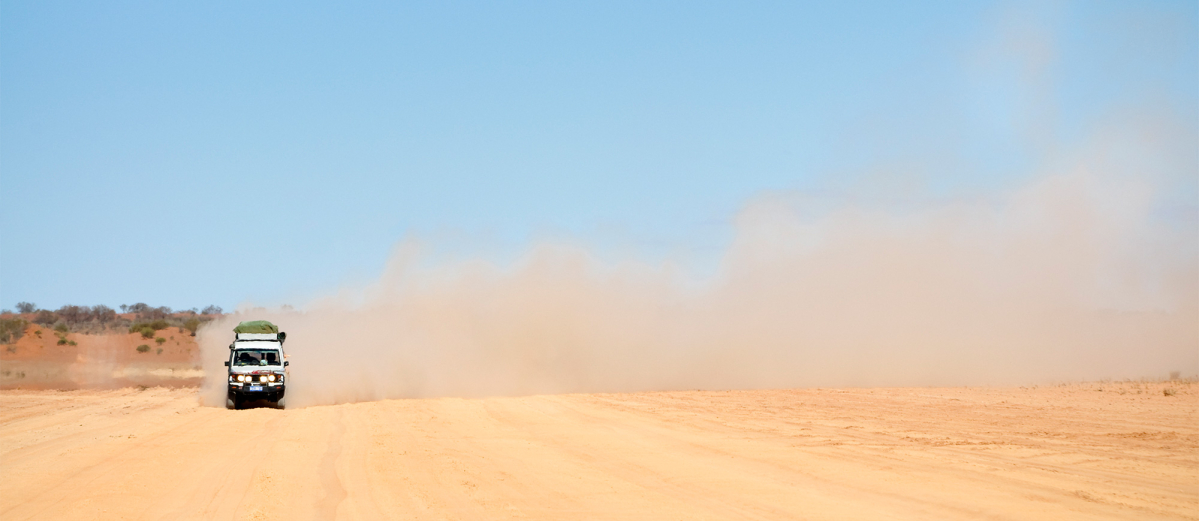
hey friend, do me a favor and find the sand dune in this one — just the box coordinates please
[1,381,1195,520]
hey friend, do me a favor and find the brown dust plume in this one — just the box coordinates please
[199,166,1198,407]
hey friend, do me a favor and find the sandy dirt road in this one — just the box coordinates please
[1,382,1196,520]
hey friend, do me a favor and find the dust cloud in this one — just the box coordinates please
[199,147,1198,407]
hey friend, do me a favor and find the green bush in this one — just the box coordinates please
[136,344,150,353]
[67,340,77,346]
[57,337,67,345]
[155,337,166,345]
[130,320,170,336]
[0,317,26,344]
[53,323,68,333]
[156,348,163,355]
[183,317,201,336]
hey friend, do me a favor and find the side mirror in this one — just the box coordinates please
[284,361,289,366]
[224,361,230,367]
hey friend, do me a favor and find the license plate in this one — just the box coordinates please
[249,385,263,392]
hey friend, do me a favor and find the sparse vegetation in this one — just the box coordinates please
[156,348,163,355]
[131,319,170,339]
[126,303,173,320]
[183,317,201,336]
[1163,388,1176,396]
[57,337,67,345]
[129,319,169,332]
[0,317,28,344]
[91,305,116,324]
[155,337,166,345]
[13,302,218,335]
[136,344,150,353]
[32,310,57,325]
[54,323,68,333]
[55,305,89,323]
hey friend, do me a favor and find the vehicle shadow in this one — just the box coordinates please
[231,397,285,410]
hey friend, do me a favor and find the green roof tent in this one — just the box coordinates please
[232,320,286,344]
[233,320,279,334]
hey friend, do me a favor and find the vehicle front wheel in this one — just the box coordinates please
[226,396,236,410]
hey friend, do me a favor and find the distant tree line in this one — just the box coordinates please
[0,302,224,341]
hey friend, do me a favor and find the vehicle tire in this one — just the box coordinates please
[275,396,287,409]
[226,396,236,410]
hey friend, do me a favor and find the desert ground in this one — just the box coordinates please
[1,380,1195,520]
[0,323,202,390]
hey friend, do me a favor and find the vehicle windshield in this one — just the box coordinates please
[232,349,282,367]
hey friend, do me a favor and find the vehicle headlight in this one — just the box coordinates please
[237,375,246,382]
[268,374,276,382]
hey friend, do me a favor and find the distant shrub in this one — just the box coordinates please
[184,317,201,336]
[156,348,163,355]
[1164,388,1177,397]
[155,337,166,345]
[130,319,169,339]
[136,344,150,353]
[0,317,27,344]
[67,340,77,346]
[57,337,67,345]
[92,305,116,324]
[32,310,57,325]
[138,306,171,320]
[55,305,91,324]
[202,305,223,315]
[129,319,169,332]
[53,323,68,333]
[15,302,36,314]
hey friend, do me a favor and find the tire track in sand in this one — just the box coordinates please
[314,408,347,520]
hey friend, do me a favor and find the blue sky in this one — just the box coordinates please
[2,1,1196,311]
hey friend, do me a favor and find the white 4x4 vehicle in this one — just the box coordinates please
[224,321,289,409]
